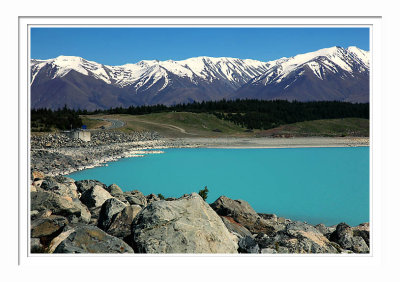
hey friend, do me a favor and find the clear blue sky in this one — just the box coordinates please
[31,27,369,65]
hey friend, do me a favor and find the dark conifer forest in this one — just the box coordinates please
[31,99,369,131]
[31,106,83,131]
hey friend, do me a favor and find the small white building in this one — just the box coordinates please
[65,129,91,142]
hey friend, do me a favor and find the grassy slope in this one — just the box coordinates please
[83,113,369,138]
[260,118,369,137]
[105,112,251,137]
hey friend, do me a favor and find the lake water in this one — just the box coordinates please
[67,147,370,226]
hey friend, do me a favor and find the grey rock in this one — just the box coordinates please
[220,216,252,238]
[255,221,340,254]
[132,193,238,253]
[315,223,336,237]
[75,179,107,194]
[254,232,276,249]
[31,190,90,223]
[286,221,320,235]
[87,206,102,226]
[105,183,124,197]
[259,213,278,222]
[277,217,288,224]
[238,236,260,253]
[80,185,113,209]
[31,215,68,238]
[31,209,54,220]
[330,223,369,253]
[352,222,370,247]
[124,190,147,207]
[351,236,369,253]
[51,224,134,253]
[146,193,161,204]
[40,176,79,199]
[107,205,142,238]
[98,198,126,230]
[210,196,276,234]
[276,246,289,253]
[281,221,339,253]
[330,223,353,248]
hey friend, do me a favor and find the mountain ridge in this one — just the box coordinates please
[31,46,370,110]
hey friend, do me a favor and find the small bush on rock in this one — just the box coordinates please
[198,186,209,201]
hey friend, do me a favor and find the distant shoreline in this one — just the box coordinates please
[167,136,370,149]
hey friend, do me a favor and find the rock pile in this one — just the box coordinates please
[30,174,370,254]
[31,131,161,149]
[30,132,195,176]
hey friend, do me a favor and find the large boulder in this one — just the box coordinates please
[49,225,134,253]
[31,215,69,250]
[105,184,128,204]
[352,223,370,247]
[31,215,68,238]
[124,190,147,207]
[75,180,107,194]
[40,176,79,199]
[255,221,340,253]
[105,184,124,197]
[330,223,369,253]
[210,196,275,234]
[106,205,142,239]
[132,193,238,253]
[31,190,90,223]
[97,198,127,230]
[80,185,114,209]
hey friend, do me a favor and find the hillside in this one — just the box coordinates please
[259,118,369,137]
[83,112,251,138]
[82,113,369,138]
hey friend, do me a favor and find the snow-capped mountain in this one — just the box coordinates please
[234,46,370,102]
[30,46,369,110]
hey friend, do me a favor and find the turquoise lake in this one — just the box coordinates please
[67,147,370,226]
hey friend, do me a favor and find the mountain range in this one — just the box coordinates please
[30,46,369,110]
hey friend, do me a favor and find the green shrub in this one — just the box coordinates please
[198,186,209,201]
[157,193,165,200]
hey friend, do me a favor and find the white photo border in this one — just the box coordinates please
[18,16,382,272]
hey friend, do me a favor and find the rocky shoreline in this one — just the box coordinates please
[30,173,370,254]
[30,131,196,176]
